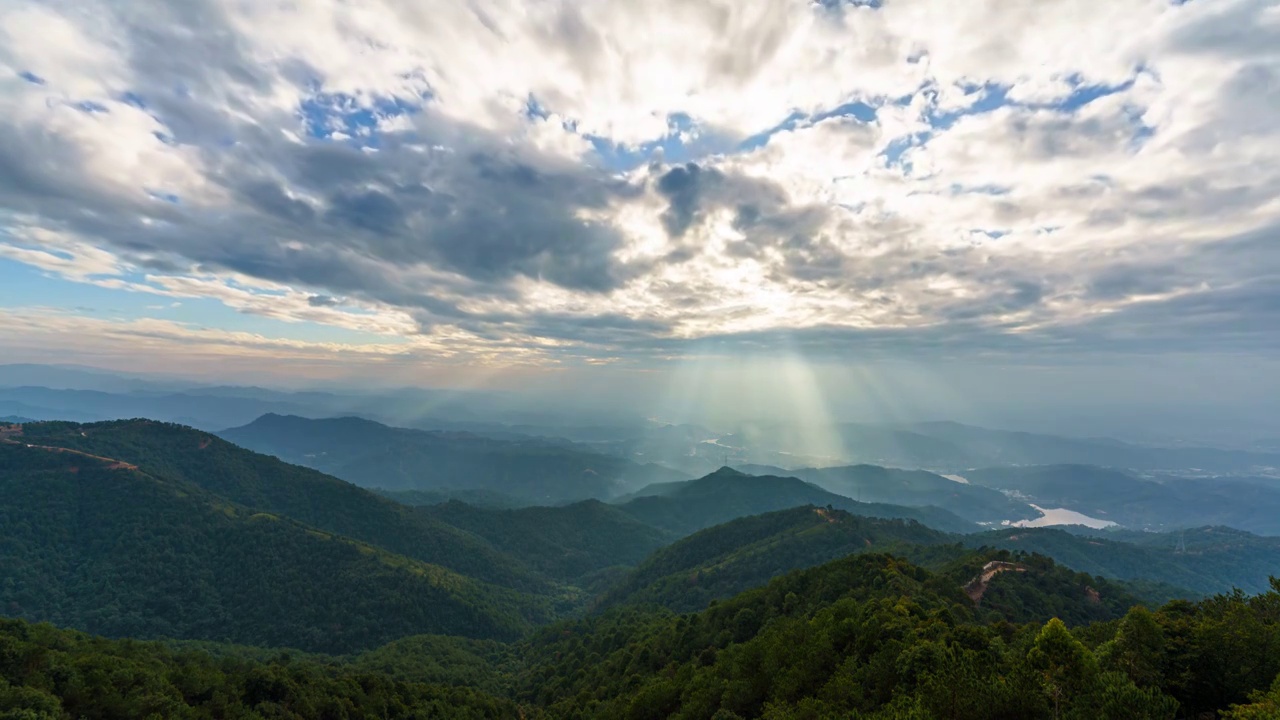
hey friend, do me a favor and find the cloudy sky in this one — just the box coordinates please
[0,0,1277,431]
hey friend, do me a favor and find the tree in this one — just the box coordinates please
[1095,671,1179,720]
[1098,605,1165,687]
[1027,618,1098,720]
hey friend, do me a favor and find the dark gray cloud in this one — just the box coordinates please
[653,160,831,275]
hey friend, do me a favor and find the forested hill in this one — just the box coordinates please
[616,466,977,535]
[13,419,552,592]
[600,505,953,611]
[597,505,1153,620]
[416,499,675,583]
[0,440,554,653]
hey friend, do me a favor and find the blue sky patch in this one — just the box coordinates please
[118,91,148,109]
[146,190,181,204]
[73,100,110,114]
[298,90,427,146]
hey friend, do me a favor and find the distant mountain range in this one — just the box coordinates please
[966,525,1280,597]
[219,413,688,503]
[7,364,1280,479]
[615,466,978,535]
[723,420,1280,474]
[735,462,1037,524]
[715,460,1280,535]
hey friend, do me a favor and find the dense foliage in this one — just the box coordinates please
[0,618,521,719]
[0,442,553,653]
[505,555,1280,719]
[5,553,1278,719]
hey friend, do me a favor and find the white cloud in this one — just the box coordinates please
[0,0,1276,367]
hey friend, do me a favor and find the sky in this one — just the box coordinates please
[0,0,1278,437]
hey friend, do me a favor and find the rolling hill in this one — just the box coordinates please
[219,413,687,503]
[599,505,954,611]
[616,467,978,535]
[416,499,676,583]
[600,504,1280,615]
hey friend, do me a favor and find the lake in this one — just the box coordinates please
[1011,504,1117,529]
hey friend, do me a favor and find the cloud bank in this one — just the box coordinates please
[0,0,1277,370]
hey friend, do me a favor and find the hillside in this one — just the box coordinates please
[16,419,553,593]
[616,467,977,535]
[740,462,1038,524]
[0,441,553,653]
[416,500,676,582]
[219,413,686,503]
[599,505,953,611]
